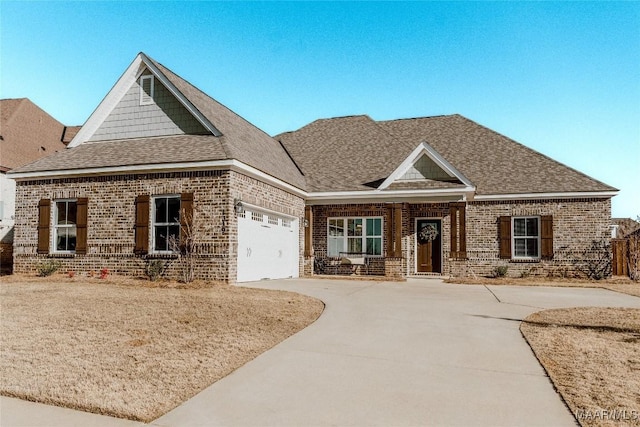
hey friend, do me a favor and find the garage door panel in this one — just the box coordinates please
[237,209,299,283]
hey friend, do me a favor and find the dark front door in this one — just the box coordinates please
[417,219,442,273]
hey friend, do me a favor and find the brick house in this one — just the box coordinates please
[8,53,618,281]
[0,98,70,273]
[277,116,617,279]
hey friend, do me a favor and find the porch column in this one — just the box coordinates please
[449,202,467,259]
[393,203,403,257]
[304,205,313,257]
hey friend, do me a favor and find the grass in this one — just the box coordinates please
[445,276,640,298]
[0,274,324,422]
[521,307,640,426]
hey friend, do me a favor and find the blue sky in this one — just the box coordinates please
[1,1,638,218]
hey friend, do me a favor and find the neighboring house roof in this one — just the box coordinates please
[277,114,617,196]
[61,126,82,145]
[612,218,640,238]
[10,53,306,191]
[0,98,67,171]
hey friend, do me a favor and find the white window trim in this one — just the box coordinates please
[327,216,383,257]
[151,194,181,254]
[139,75,154,105]
[512,216,541,260]
[52,199,77,254]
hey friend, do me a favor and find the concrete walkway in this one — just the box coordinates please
[3,279,639,426]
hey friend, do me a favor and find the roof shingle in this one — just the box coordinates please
[277,114,616,195]
[10,54,306,191]
[0,98,67,171]
[150,59,306,190]
[12,135,227,173]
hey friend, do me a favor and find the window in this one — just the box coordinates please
[140,75,154,105]
[252,211,263,222]
[512,216,540,259]
[327,217,382,257]
[153,195,180,252]
[54,200,77,252]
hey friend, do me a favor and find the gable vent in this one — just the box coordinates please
[139,75,154,105]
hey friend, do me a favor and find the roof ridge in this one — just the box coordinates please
[276,115,372,136]
[146,56,231,158]
[0,97,28,102]
[455,115,618,192]
[376,113,459,124]
[144,54,305,190]
[151,58,281,151]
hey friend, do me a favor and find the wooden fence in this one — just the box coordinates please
[612,239,628,276]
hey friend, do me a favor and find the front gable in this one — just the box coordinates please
[398,155,458,182]
[69,53,221,148]
[378,142,474,190]
[89,69,210,142]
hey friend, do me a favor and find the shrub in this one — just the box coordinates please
[492,265,508,278]
[37,260,61,277]
[145,259,167,281]
[574,240,611,280]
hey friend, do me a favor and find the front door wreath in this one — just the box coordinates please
[418,223,439,243]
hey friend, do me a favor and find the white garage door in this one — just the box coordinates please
[237,207,299,283]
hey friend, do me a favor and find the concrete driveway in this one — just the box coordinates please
[3,278,639,427]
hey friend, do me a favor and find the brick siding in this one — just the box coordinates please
[13,170,304,282]
[309,198,611,279]
[450,198,612,278]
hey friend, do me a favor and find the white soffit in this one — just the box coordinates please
[377,141,474,190]
[474,191,619,201]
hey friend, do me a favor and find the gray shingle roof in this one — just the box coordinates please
[275,115,417,192]
[10,55,306,191]
[12,135,227,172]
[150,59,306,190]
[276,114,616,195]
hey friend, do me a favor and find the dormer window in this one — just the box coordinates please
[139,75,154,105]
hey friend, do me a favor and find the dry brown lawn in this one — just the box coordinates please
[0,274,323,422]
[446,276,640,298]
[521,307,640,426]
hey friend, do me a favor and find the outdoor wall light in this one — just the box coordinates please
[303,218,309,228]
[234,199,244,215]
